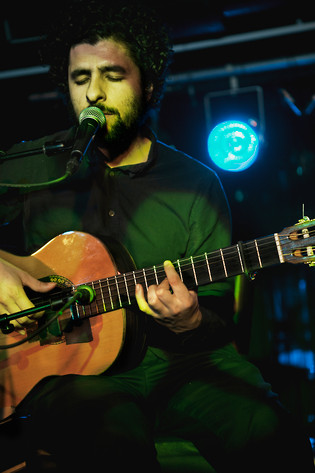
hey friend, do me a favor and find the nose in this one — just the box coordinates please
[86,76,106,105]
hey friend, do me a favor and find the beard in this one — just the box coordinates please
[94,93,147,161]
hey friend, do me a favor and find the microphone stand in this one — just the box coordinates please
[0,141,71,162]
[0,301,66,334]
[0,295,73,335]
[0,285,95,344]
[0,290,84,349]
[0,141,74,188]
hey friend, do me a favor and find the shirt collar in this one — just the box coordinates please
[91,126,157,177]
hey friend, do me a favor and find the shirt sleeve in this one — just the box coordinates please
[146,166,237,353]
[187,167,233,294]
[177,167,237,350]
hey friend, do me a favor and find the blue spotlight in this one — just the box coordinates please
[207,120,259,172]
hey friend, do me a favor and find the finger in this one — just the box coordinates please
[0,293,28,316]
[9,310,42,335]
[21,274,56,294]
[11,320,28,334]
[148,282,170,311]
[15,276,55,321]
[0,304,27,334]
[4,305,35,331]
[135,284,175,328]
[156,277,170,291]
[163,260,188,297]
[135,284,155,316]
[0,287,41,330]
[0,303,7,316]
[30,310,46,320]
[163,260,182,287]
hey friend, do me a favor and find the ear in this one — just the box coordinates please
[145,83,154,102]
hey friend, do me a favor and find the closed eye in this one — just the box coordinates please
[70,69,90,85]
[107,75,124,82]
[74,77,89,85]
[100,65,126,82]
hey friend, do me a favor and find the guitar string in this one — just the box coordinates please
[27,232,315,313]
[34,243,315,309]
[80,240,315,314]
[29,232,315,299]
[75,235,315,316]
[4,231,314,344]
[94,232,315,291]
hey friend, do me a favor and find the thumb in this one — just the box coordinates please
[20,272,56,293]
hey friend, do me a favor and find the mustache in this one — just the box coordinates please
[94,104,119,116]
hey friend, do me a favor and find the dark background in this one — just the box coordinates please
[1,0,315,437]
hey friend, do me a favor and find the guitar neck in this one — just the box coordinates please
[74,233,283,318]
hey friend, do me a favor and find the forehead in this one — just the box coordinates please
[69,39,135,69]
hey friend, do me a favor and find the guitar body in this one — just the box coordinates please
[1,217,315,419]
[0,231,147,419]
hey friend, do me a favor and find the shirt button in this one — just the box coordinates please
[109,209,115,217]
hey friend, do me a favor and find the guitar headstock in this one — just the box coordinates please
[279,216,315,266]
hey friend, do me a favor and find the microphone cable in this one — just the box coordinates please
[0,107,106,189]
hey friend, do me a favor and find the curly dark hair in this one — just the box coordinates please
[41,0,173,111]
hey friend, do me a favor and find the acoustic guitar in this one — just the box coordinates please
[0,217,314,419]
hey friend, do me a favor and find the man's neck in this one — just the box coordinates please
[97,133,152,168]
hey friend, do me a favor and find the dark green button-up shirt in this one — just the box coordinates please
[0,127,235,353]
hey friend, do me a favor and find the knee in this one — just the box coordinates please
[226,398,282,453]
[248,401,281,442]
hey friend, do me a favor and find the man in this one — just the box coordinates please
[0,2,314,472]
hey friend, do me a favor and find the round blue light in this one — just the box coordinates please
[207,120,259,172]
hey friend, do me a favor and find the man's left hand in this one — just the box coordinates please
[135,260,202,333]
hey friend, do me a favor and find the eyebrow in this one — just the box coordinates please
[70,65,127,80]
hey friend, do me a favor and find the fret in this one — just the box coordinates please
[114,275,122,307]
[142,269,149,290]
[91,281,99,313]
[99,278,107,311]
[153,265,159,284]
[274,233,285,263]
[220,248,228,278]
[106,278,114,310]
[74,280,93,317]
[71,298,78,317]
[259,235,281,266]
[190,256,198,285]
[180,252,223,287]
[132,270,137,288]
[123,274,131,305]
[204,253,212,281]
[177,259,183,281]
[236,244,245,273]
[69,284,78,318]
[242,241,261,271]
[76,300,86,318]
[221,245,244,278]
[205,249,227,282]
[243,236,280,271]
[254,239,263,268]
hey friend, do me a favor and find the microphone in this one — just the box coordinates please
[66,106,106,175]
[74,284,96,305]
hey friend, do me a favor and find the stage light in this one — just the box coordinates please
[207,120,259,172]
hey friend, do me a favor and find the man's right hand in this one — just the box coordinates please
[0,259,56,331]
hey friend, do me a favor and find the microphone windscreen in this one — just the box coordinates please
[79,107,106,128]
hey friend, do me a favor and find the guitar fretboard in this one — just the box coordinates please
[73,233,282,319]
